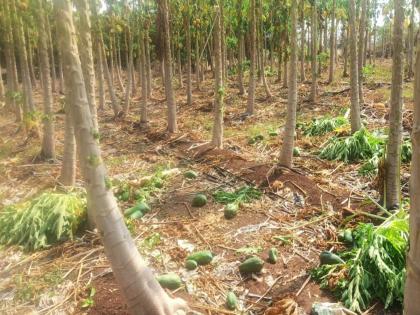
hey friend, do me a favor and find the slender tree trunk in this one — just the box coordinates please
[45,15,57,93]
[246,0,256,115]
[124,28,133,115]
[349,0,361,133]
[177,44,183,89]
[220,0,226,82]
[300,0,306,82]
[258,0,272,99]
[37,0,56,160]
[310,3,317,102]
[404,17,420,314]
[139,30,148,125]
[185,4,192,105]
[58,51,64,93]
[60,104,76,186]
[342,22,349,77]
[145,22,152,98]
[328,0,336,83]
[358,0,367,105]
[195,33,201,91]
[97,43,106,111]
[279,0,297,167]
[237,32,245,95]
[26,29,37,88]
[385,0,404,209]
[158,0,177,133]
[75,0,98,130]
[406,0,415,79]
[11,0,35,120]
[282,50,288,88]
[212,5,224,149]
[100,34,122,116]
[55,2,187,313]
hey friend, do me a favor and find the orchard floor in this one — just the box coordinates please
[0,60,411,314]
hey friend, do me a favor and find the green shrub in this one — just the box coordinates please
[303,116,348,137]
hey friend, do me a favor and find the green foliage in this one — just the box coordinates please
[81,287,96,309]
[311,210,408,313]
[213,185,262,205]
[0,192,86,251]
[319,128,383,163]
[359,138,411,176]
[303,116,349,136]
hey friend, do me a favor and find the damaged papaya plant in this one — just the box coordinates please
[311,209,408,313]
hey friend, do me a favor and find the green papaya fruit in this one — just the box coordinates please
[120,191,130,201]
[293,147,301,157]
[320,251,345,265]
[226,291,237,310]
[129,210,144,220]
[224,203,238,219]
[185,260,198,270]
[156,273,182,290]
[184,170,198,179]
[239,256,264,274]
[192,193,207,207]
[187,250,213,265]
[267,248,278,264]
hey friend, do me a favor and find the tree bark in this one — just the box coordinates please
[279,0,297,168]
[257,0,272,99]
[75,0,98,130]
[158,0,177,133]
[185,3,192,105]
[310,2,317,102]
[55,2,187,313]
[123,27,133,116]
[11,0,35,116]
[349,0,361,133]
[246,0,256,115]
[328,0,336,83]
[342,22,349,77]
[211,5,224,149]
[45,15,57,93]
[300,0,306,82]
[385,0,404,209]
[37,0,56,160]
[139,30,148,125]
[60,103,76,187]
[358,0,367,105]
[406,0,415,79]
[404,17,420,314]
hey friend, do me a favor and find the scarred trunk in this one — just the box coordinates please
[358,0,367,105]
[246,0,256,115]
[55,2,187,313]
[310,3,317,102]
[349,0,361,133]
[384,0,404,209]
[139,30,148,125]
[60,104,76,187]
[404,16,420,314]
[185,4,192,105]
[158,0,177,133]
[212,5,224,149]
[279,0,297,168]
[37,0,56,160]
[75,0,98,129]
[328,0,336,83]
[300,0,306,82]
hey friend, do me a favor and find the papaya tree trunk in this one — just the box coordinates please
[158,0,177,133]
[310,2,317,102]
[404,16,420,314]
[37,0,56,160]
[358,0,367,105]
[328,0,336,83]
[211,4,224,149]
[279,0,297,168]
[74,0,98,129]
[185,4,192,105]
[300,0,306,82]
[246,0,256,115]
[349,0,361,133]
[384,0,404,209]
[55,2,187,314]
